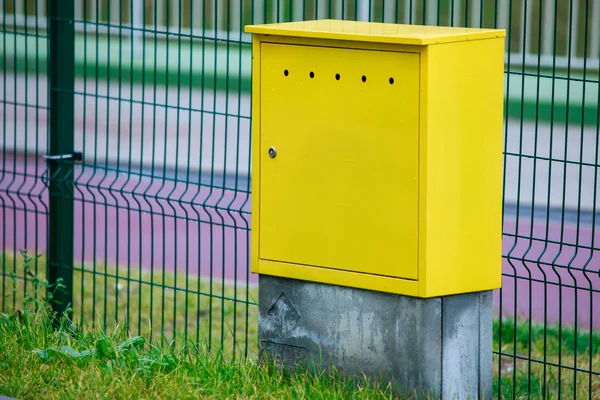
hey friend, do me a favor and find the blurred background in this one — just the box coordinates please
[0,0,599,395]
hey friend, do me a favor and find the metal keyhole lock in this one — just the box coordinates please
[268,146,277,158]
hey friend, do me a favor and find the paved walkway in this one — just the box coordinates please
[1,72,251,177]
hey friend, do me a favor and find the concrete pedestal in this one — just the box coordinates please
[258,275,493,399]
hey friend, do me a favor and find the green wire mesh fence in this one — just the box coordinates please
[1,0,599,398]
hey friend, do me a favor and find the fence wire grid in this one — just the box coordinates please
[1,0,599,398]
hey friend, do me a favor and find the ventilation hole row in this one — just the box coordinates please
[284,69,395,84]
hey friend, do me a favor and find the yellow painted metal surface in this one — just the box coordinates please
[259,259,420,297]
[245,20,505,45]
[418,39,505,297]
[259,43,420,280]
[247,21,505,297]
[250,36,262,274]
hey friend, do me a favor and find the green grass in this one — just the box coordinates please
[1,251,259,358]
[0,307,397,400]
[493,318,600,399]
[1,251,599,399]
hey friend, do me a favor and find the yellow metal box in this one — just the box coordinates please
[245,20,505,298]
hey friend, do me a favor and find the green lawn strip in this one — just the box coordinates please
[505,74,600,126]
[0,30,252,93]
[493,318,600,398]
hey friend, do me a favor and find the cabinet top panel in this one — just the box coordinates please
[245,20,506,46]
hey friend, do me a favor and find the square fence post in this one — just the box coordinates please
[47,0,75,320]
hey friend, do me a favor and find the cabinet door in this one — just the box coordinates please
[259,43,419,280]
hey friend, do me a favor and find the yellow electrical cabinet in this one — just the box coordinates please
[245,20,505,298]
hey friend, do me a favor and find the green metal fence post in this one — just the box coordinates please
[47,0,75,320]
